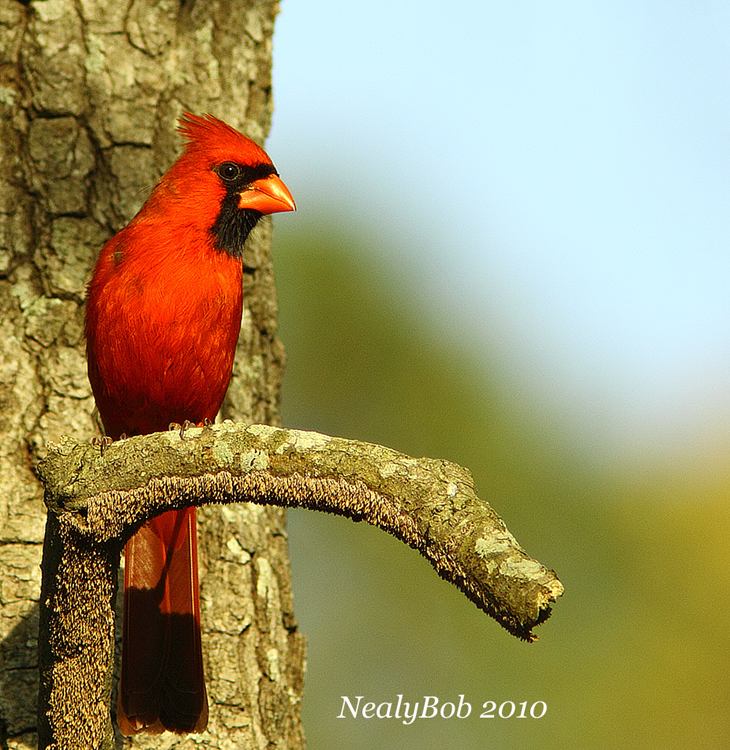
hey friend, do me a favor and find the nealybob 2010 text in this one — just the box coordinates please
[337,695,547,724]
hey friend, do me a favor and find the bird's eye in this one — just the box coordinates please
[217,162,241,181]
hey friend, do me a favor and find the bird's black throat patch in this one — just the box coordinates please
[211,199,264,258]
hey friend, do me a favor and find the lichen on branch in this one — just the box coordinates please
[36,421,563,748]
[40,421,563,638]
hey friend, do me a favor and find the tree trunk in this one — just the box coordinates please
[0,0,305,747]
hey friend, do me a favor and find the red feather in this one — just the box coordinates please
[85,113,295,735]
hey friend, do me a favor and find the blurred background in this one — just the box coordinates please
[265,2,730,748]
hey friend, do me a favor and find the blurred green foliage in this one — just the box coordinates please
[271,216,730,750]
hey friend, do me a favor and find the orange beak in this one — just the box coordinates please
[237,174,296,214]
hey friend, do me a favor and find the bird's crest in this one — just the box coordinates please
[177,112,272,165]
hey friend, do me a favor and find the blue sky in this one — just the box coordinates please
[267,1,730,457]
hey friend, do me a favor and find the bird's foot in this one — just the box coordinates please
[169,420,196,439]
[91,435,113,456]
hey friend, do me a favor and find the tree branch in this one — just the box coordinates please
[36,421,564,749]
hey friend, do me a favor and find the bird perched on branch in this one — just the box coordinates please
[85,113,295,735]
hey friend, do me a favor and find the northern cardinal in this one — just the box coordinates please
[85,113,295,735]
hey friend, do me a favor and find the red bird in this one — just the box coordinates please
[85,113,295,735]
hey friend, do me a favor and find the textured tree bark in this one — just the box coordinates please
[40,424,564,642]
[0,0,305,748]
[35,423,563,748]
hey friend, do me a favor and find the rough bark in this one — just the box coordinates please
[0,0,305,747]
[35,422,563,749]
[47,424,563,629]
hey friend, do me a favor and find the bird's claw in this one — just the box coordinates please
[91,435,113,456]
[169,420,196,439]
